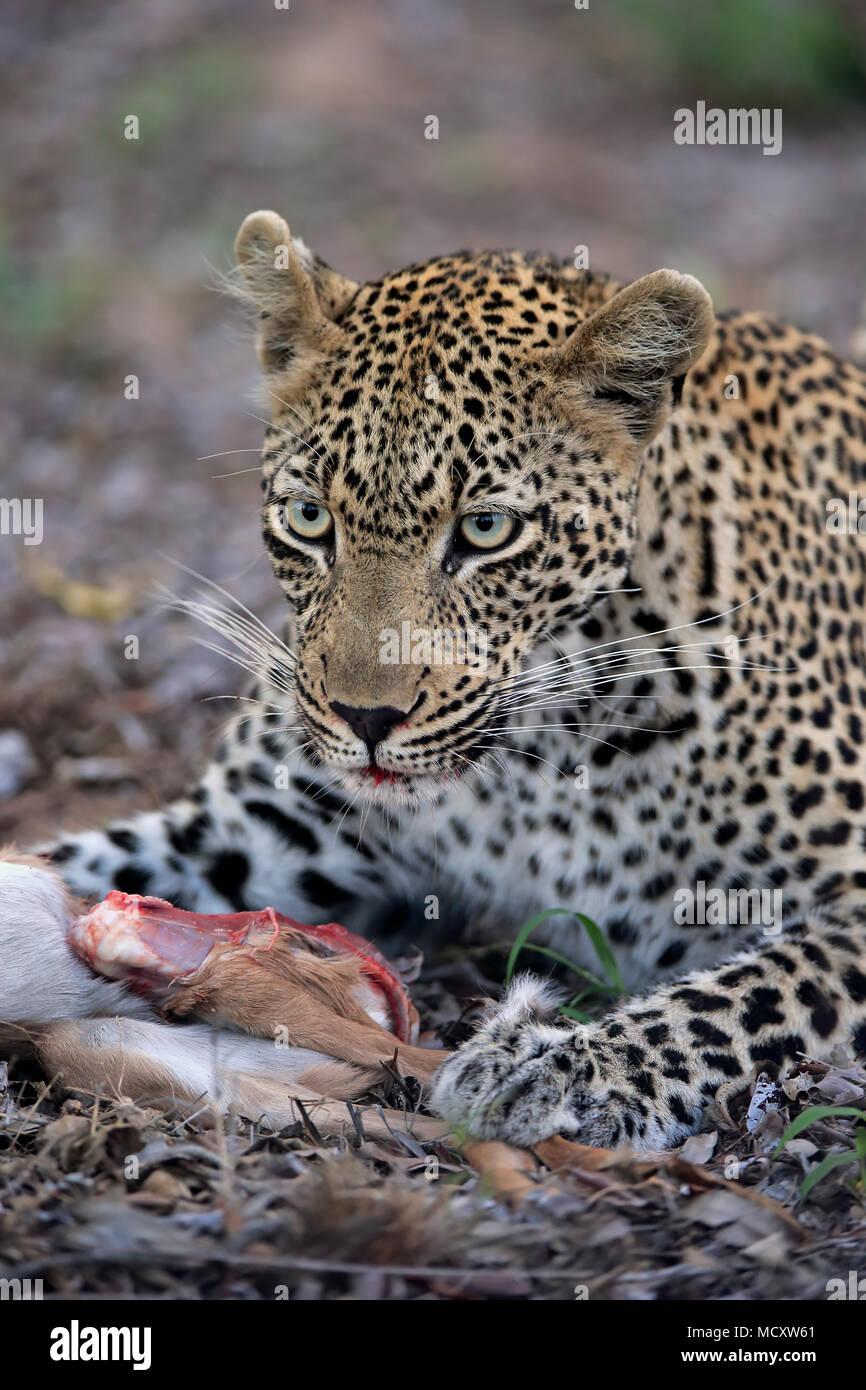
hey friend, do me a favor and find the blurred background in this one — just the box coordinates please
[1,0,865,844]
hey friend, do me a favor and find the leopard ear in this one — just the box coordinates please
[234,210,359,377]
[555,269,714,440]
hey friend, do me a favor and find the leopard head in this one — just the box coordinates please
[236,210,713,804]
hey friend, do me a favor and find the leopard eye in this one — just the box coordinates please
[285,500,333,542]
[457,512,516,551]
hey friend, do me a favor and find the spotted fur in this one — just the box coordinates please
[38,211,866,1149]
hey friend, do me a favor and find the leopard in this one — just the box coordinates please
[10,207,866,1152]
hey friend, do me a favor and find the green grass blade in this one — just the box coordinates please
[505,909,584,984]
[517,941,616,993]
[773,1105,866,1157]
[505,908,624,997]
[575,913,625,993]
[799,1149,860,1200]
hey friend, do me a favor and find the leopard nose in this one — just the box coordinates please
[328,700,409,753]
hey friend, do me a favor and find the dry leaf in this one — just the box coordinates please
[130,1169,193,1205]
[679,1131,717,1165]
[740,1230,789,1265]
[780,1137,817,1159]
[816,1074,864,1105]
[781,1072,816,1101]
[462,1139,540,1204]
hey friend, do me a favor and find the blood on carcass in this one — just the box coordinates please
[69,890,415,1042]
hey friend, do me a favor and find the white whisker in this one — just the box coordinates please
[245,409,324,461]
[154,557,296,659]
[496,636,787,706]
[498,634,784,696]
[494,582,783,691]
[265,389,332,460]
[475,743,568,791]
[496,660,787,718]
[198,449,263,461]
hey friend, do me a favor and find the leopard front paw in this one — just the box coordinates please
[431,975,698,1150]
[430,975,614,1147]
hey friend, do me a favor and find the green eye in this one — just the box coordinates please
[458,512,516,551]
[285,500,333,541]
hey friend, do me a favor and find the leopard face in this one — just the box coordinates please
[236,212,713,805]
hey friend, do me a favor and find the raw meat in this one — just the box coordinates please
[69,891,415,1042]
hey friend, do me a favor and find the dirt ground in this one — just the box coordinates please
[1,0,866,1299]
[3,1020,866,1300]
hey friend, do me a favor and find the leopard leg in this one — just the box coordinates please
[431,898,866,1151]
[35,695,387,925]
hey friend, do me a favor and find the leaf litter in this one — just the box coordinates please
[2,984,866,1299]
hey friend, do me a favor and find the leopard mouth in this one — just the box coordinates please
[296,692,488,805]
[335,759,456,807]
[361,762,406,788]
[326,721,493,802]
[298,723,445,798]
